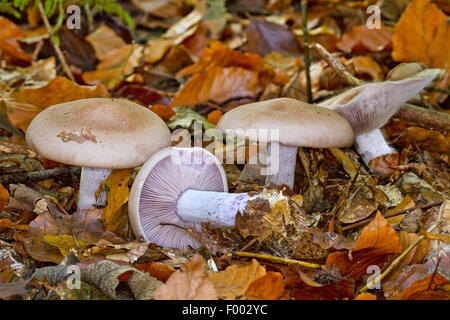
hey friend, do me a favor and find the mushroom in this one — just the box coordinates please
[26,98,171,211]
[216,98,354,189]
[318,68,443,166]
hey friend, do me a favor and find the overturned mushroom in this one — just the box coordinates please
[130,147,296,249]
[318,68,443,166]
[26,98,171,211]
[216,98,354,189]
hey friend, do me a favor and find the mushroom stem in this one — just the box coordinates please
[354,129,396,166]
[176,190,255,227]
[264,142,297,189]
[78,167,112,211]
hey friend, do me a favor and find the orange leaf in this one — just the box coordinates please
[337,24,393,53]
[208,259,266,300]
[171,66,262,106]
[402,272,450,300]
[149,104,176,121]
[245,272,289,300]
[153,254,218,300]
[0,17,31,65]
[0,184,10,209]
[393,0,450,69]
[83,45,143,90]
[326,212,402,280]
[207,109,223,125]
[118,262,175,283]
[1,77,109,131]
[354,292,377,300]
[176,41,269,79]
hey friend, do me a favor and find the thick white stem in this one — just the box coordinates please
[78,167,112,211]
[176,190,254,227]
[355,129,397,166]
[264,142,297,189]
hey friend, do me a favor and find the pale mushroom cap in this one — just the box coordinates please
[25,98,171,169]
[128,147,228,249]
[216,98,354,148]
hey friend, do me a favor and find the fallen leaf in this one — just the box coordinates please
[402,272,450,300]
[149,104,176,121]
[242,17,302,57]
[245,272,289,300]
[86,25,127,60]
[82,44,143,90]
[326,212,402,280]
[153,254,218,300]
[208,259,266,300]
[1,77,109,131]
[15,209,125,263]
[207,109,223,125]
[100,169,132,237]
[337,24,394,53]
[393,0,450,69]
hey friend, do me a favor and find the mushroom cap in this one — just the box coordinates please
[25,98,171,169]
[318,69,443,134]
[128,147,228,249]
[216,98,354,148]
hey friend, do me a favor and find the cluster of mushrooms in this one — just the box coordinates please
[24,68,441,249]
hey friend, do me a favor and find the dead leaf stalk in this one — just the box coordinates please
[234,251,325,269]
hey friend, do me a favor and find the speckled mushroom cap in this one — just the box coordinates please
[25,98,172,169]
[128,147,228,249]
[216,98,354,148]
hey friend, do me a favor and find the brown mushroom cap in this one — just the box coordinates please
[25,98,172,169]
[216,98,354,148]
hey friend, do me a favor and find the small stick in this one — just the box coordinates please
[38,2,75,81]
[359,200,446,294]
[341,201,443,231]
[234,251,325,269]
[0,167,80,186]
[394,103,450,132]
[311,43,449,133]
[309,42,362,87]
[301,0,313,103]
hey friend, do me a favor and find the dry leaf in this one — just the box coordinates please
[326,212,402,280]
[85,25,127,60]
[1,77,109,131]
[393,0,450,69]
[100,169,132,237]
[153,254,218,300]
[245,272,289,300]
[209,259,266,299]
[337,24,393,53]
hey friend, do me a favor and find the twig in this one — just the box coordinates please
[234,251,325,269]
[309,42,362,87]
[359,200,446,294]
[341,201,443,231]
[38,2,74,81]
[0,167,80,186]
[301,0,313,103]
[394,103,450,132]
[310,43,450,133]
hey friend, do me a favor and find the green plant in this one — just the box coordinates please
[0,0,134,29]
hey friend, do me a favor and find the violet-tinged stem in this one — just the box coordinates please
[176,190,254,227]
[78,167,112,211]
[264,142,297,189]
[354,129,396,166]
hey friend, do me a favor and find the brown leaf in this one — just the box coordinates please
[402,272,450,300]
[1,77,109,131]
[0,17,31,65]
[171,66,261,106]
[326,212,402,280]
[337,24,393,53]
[245,272,289,300]
[15,209,125,263]
[393,0,450,69]
[153,254,218,300]
[209,259,266,300]
[82,44,143,90]
[85,25,127,60]
[292,278,355,300]
[242,17,302,57]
